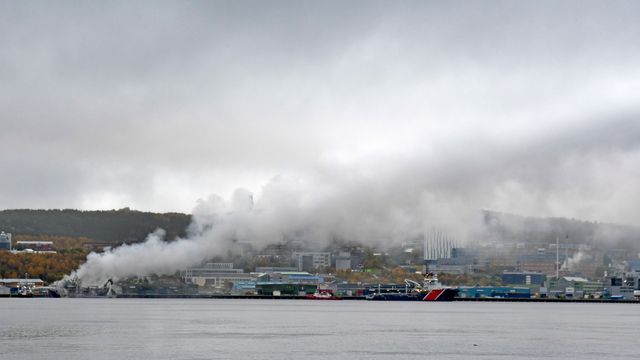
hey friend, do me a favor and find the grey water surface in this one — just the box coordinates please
[1,298,638,359]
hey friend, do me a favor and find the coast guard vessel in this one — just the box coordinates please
[366,272,458,301]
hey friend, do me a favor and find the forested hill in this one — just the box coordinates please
[482,210,640,251]
[0,209,191,244]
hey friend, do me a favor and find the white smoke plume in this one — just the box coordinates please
[60,115,640,286]
[562,250,588,272]
[62,172,484,286]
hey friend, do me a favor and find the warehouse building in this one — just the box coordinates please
[255,282,317,296]
[255,271,323,296]
[458,286,531,299]
[181,263,255,288]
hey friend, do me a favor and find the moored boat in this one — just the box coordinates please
[366,274,458,301]
[305,288,342,300]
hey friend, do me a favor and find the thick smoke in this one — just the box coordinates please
[65,175,483,285]
[60,114,640,286]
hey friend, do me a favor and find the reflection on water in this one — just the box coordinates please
[0,298,638,360]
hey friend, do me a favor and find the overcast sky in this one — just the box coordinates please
[2,1,640,225]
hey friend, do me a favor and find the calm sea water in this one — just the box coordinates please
[1,298,638,359]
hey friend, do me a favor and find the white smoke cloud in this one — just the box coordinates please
[64,170,487,285]
[60,113,640,286]
[562,250,588,272]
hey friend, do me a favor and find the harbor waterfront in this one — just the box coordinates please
[1,298,639,360]
[4,293,640,303]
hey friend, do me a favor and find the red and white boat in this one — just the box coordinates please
[305,288,342,300]
[366,273,458,301]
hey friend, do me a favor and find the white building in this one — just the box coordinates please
[0,231,11,250]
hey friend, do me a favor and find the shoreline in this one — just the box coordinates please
[3,293,639,303]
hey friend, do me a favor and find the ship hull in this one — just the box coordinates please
[367,288,458,301]
[366,292,423,301]
[421,288,458,301]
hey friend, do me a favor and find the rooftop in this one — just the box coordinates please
[0,278,44,284]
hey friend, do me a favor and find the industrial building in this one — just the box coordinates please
[116,277,199,297]
[0,278,45,287]
[428,263,480,275]
[257,271,323,284]
[545,276,604,298]
[255,271,323,296]
[0,278,45,296]
[502,271,547,286]
[421,228,478,275]
[457,286,531,299]
[334,251,352,271]
[255,282,317,296]
[606,272,640,299]
[0,231,11,250]
[423,246,481,275]
[424,228,458,261]
[255,266,298,273]
[231,280,257,294]
[181,263,255,289]
[292,252,331,271]
[516,252,567,275]
[13,241,55,252]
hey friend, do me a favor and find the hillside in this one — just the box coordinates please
[0,208,191,245]
[2,207,639,254]
[482,210,640,251]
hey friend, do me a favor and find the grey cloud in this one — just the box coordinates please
[1,1,640,227]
